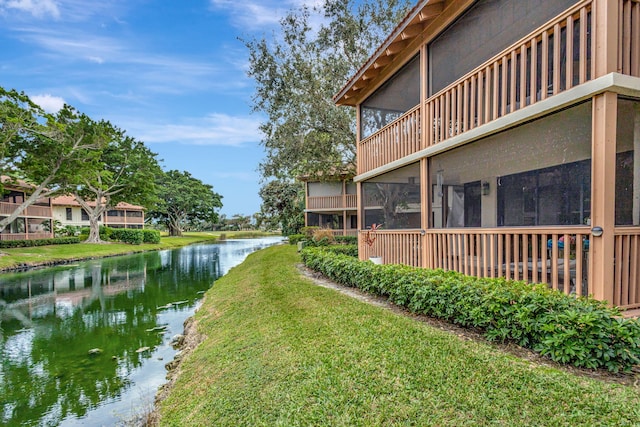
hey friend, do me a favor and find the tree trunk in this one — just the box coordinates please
[168,224,182,237]
[85,216,103,243]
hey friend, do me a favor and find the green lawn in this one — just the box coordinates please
[156,245,640,426]
[0,231,278,270]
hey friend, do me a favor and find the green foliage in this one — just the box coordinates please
[301,247,640,372]
[258,180,304,235]
[109,228,144,245]
[0,237,80,249]
[322,244,358,257]
[287,234,306,245]
[244,1,411,180]
[300,226,319,237]
[0,89,106,232]
[142,229,161,244]
[147,170,223,237]
[334,235,357,245]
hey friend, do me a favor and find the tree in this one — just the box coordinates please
[147,170,223,236]
[244,0,411,181]
[258,180,304,235]
[67,123,162,243]
[0,88,104,232]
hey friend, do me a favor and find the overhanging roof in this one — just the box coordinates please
[333,0,447,106]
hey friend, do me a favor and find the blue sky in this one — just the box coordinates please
[0,0,319,217]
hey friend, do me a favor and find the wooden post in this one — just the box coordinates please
[594,0,619,77]
[356,181,364,260]
[633,103,640,225]
[421,157,429,268]
[590,92,617,303]
[342,179,347,236]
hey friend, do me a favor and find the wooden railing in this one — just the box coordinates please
[0,202,52,218]
[613,228,640,309]
[360,230,423,267]
[308,195,357,210]
[424,227,591,296]
[330,229,358,237]
[426,1,593,147]
[619,0,640,78]
[105,216,144,224]
[357,106,421,175]
[0,232,53,241]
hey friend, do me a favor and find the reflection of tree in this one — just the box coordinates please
[361,108,403,139]
[368,182,410,229]
[0,246,222,426]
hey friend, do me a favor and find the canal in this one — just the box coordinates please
[0,236,283,426]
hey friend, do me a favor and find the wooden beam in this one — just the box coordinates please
[362,70,379,81]
[401,23,424,40]
[385,41,407,56]
[419,3,445,21]
[373,55,392,69]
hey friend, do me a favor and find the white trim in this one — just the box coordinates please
[355,73,640,182]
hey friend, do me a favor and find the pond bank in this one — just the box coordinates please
[154,245,640,426]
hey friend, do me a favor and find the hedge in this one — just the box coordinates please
[0,237,80,249]
[300,247,640,373]
[109,228,144,245]
[142,229,161,244]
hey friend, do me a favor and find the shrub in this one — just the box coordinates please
[311,228,336,246]
[287,234,306,245]
[334,235,358,245]
[300,247,640,373]
[109,228,144,245]
[322,244,358,258]
[300,226,319,237]
[142,229,161,244]
[0,237,80,249]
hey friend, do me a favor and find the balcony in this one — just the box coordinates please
[358,0,640,176]
[307,195,357,210]
[0,202,52,218]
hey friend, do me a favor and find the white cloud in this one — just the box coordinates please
[130,113,263,147]
[30,93,65,112]
[209,0,322,29]
[2,0,60,18]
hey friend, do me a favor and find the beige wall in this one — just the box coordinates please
[430,101,592,227]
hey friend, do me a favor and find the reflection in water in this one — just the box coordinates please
[0,237,282,426]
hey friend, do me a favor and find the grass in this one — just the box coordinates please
[157,245,640,426]
[0,231,278,270]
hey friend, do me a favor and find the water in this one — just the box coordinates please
[0,237,283,426]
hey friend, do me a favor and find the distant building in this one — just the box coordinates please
[299,172,357,237]
[52,195,145,229]
[0,177,53,241]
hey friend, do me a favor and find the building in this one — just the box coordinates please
[335,0,640,310]
[299,172,358,236]
[0,178,53,240]
[52,196,145,229]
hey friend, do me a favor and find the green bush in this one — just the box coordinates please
[109,228,144,245]
[322,244,358,258]
[287,234,306,245]
[0,237,80,249]
[300,247,640,373]
[334,235,358,245]
[142,229,161,244]
[300,226,319,237]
